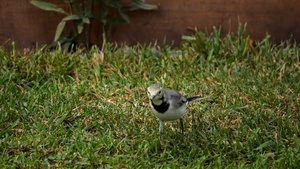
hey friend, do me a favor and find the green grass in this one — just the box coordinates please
[1,26,299,168]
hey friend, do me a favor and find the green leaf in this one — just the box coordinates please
[181,35,196,41]
[55,114,67,126]
[100,7,108,24]
[63,15,81,21]
[66,28,77,40]
[31,1,67,14]
[207,48,214,60]
[82,17,90,24]
[118,9,130,23]
[11,119,20,129]
[131,0,158,10]
[77,22,84,34]
[295,139,300,151]
[255,140,273,150]
[54,21,66,41]
[84,0,92,14]
[116,138,127,148]
[72,2,83,16]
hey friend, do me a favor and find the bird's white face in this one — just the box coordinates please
[147,84,164,105]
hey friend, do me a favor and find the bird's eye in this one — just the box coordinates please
[158,91,161,95]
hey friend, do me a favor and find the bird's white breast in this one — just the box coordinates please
[151,102,188,122]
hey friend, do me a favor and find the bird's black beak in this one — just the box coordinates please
[151,95,156,100]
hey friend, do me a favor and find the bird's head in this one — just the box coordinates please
[147,84,164,105]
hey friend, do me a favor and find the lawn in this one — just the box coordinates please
[0,26,299,168]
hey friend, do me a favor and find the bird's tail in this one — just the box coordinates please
[187,96,202,102]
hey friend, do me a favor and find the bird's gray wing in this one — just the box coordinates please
[165,89,187,108]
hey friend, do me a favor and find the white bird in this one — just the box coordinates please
[147,84,202,149]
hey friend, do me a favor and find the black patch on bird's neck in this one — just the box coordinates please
[151,98,169,113]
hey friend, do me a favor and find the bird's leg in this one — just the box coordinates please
[158,120,164,150]
[180,117,184,143]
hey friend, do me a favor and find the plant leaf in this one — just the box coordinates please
[77,22,84,34]
[63,15,81,21]
[181,35,196,41]
[72,2,83,16]
[100,6,108,24]
[295,139,300,151]
[131,0,158,10]
[11,119,20,129]
[118,9,130,23]
[255,140,273,150]
[31,0,67,14]
[55,114,67,126]
[55,21,66,41]
[82,17,90,24]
